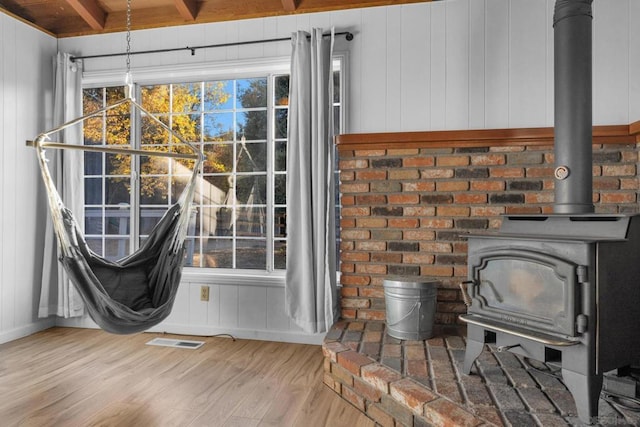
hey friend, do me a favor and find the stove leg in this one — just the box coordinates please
[561,368,603,425]
[463,339,484,375]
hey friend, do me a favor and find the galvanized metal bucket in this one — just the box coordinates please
[383,278,438,340]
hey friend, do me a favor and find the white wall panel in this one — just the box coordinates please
[545,0,555,126]
[468,0,486,129]
[266,287,290,331]
[385,6,402,130]
[0,11,57,344]
[593,0,629,125]
[219,285,239,328]
[430,2,447,130]
[509,0,547,127]
[238,286,267,330]
[359,7,388,132]
[400,3,430,131]
[445,0,470,130]
[631,0,640,121]
[484,0,510,129]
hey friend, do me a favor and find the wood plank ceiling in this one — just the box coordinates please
[0,0,433,38]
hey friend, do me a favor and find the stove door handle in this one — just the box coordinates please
[460,280,475,307]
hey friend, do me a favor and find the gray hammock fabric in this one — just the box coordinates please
[32,96,202,334]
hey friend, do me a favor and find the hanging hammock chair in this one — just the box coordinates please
[29,94,203,334]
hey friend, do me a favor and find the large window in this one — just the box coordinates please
[82,67,342,273]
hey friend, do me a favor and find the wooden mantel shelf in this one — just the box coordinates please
[336,121,640,151]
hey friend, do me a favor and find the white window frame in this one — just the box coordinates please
[82,54,347,286]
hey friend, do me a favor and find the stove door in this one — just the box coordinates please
[468,248,581,337]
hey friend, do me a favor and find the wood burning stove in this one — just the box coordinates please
[460,0,640,424]
[460,214,640,424]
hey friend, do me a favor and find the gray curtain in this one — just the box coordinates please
[285,29,337,333]
[38,52,85,318]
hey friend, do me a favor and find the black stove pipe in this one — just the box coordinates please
[553,0,594,214]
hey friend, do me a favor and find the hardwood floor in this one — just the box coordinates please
[0,328,374,427]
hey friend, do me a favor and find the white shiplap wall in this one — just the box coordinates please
[25,0,640,343]
[0,12,57,344]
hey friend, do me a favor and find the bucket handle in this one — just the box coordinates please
[386,301,422,327]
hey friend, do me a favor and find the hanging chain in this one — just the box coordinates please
[126,0,132,74]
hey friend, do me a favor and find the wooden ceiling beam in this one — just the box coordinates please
[174,0,199,21]
[64,0,106,30]
[281,0,299,12]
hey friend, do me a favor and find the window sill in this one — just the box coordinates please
[181,268,286,287]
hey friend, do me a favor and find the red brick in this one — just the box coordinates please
[403,181,436,192]
[340,263,355,273]
[388,218,419,228]
[404,230,436,240]
[340,275,371,286]
[340,287,358,297]
[339,159,369,169]
[436,206,470,217]
[341,298,371,309]
[355,241,386,251]
[601,192,636,203]
[490,167,524,178]
[359,287,385,298]
[341,182,371,193]
[489,145,525,152]
[420,242,452,253]
[406,360,429,378]
[361,364,403,393]
[471,154,506,165]
[371,253,402,263]
[337,350,375,375]
[421,219,453,229]
[421,168,455,179]
[342,252,370,262]
[437,156,470,166]
[322,341,350,362]
[341,206,371,217]
[390,378,438,413]
[603,164,636,176]
[357,310,386,321]
[436,181,469,191]
[323,372,341,392]
[403,253,435,264]
[423,398,483,427]
[341,230,370,240]
[356,218,387,228]
[341,385,366,411]
[621,178,639,190]
[526,166,553,177]
[341,309,356,319]
[340,171,355,181]
[388,194,420,204]
[341,195,355,205]
[356,264,387,274]
[421,266,453,277]
[355,194,387,205]
[330,362,355,387]
[471,180,505,191]
[355,170,388,180]
[454,193,487,204]
[354,377,383,402]
[367,404,395,427]
[525,192,554,204]
[387,148,419,156]
[470,206,505,216]
[404,156,435,167]
[404,206,436,216]
[389,169,420,180]
[354,149,386,157]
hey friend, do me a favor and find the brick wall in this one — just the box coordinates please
[336,126,640,326]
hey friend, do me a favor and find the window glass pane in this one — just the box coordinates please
[236,207,266,237]
[205,81,233,110]
[204,112,234,141]
[274,174,286,204]
[201,206,233,237]
[203,239,233,268]
[333,70,340,103]
[140,176,169,205]
[238,111,267,141]
[86,238,103,256]
[274,240,286,270]
[85,178,103,205]
[140,154,169,176]
[202,175,232,199]
[141,85,170,113]
[237,142,266,172]
[106,206,129,235]
[84,117,103,145]
[203,143,233,173]
[236,175,266,204]
[236,239,266,270]
[139,207,167,235]
[105,116,130,145]
[106,87,125,105]
[141,116,170,145]
[85,208,102,234]
[237,78,267,108]
[105,153,129,176]
[274,75,289,106]
[172,83,201,112]
[184,238,199,267]
[83,88,103,114]
[105,177,130,205]
[172,113,200,141]
[274,141,286,171]
[85,152,102,175]
[275,109,287,139]
[274,207,286,238]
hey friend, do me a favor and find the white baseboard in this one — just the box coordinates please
[56,316,325,345]
[0,319,56,345]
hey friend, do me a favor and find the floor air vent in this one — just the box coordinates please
[146,338,205,349]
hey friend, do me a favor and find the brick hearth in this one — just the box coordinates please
[322,320,640,426]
